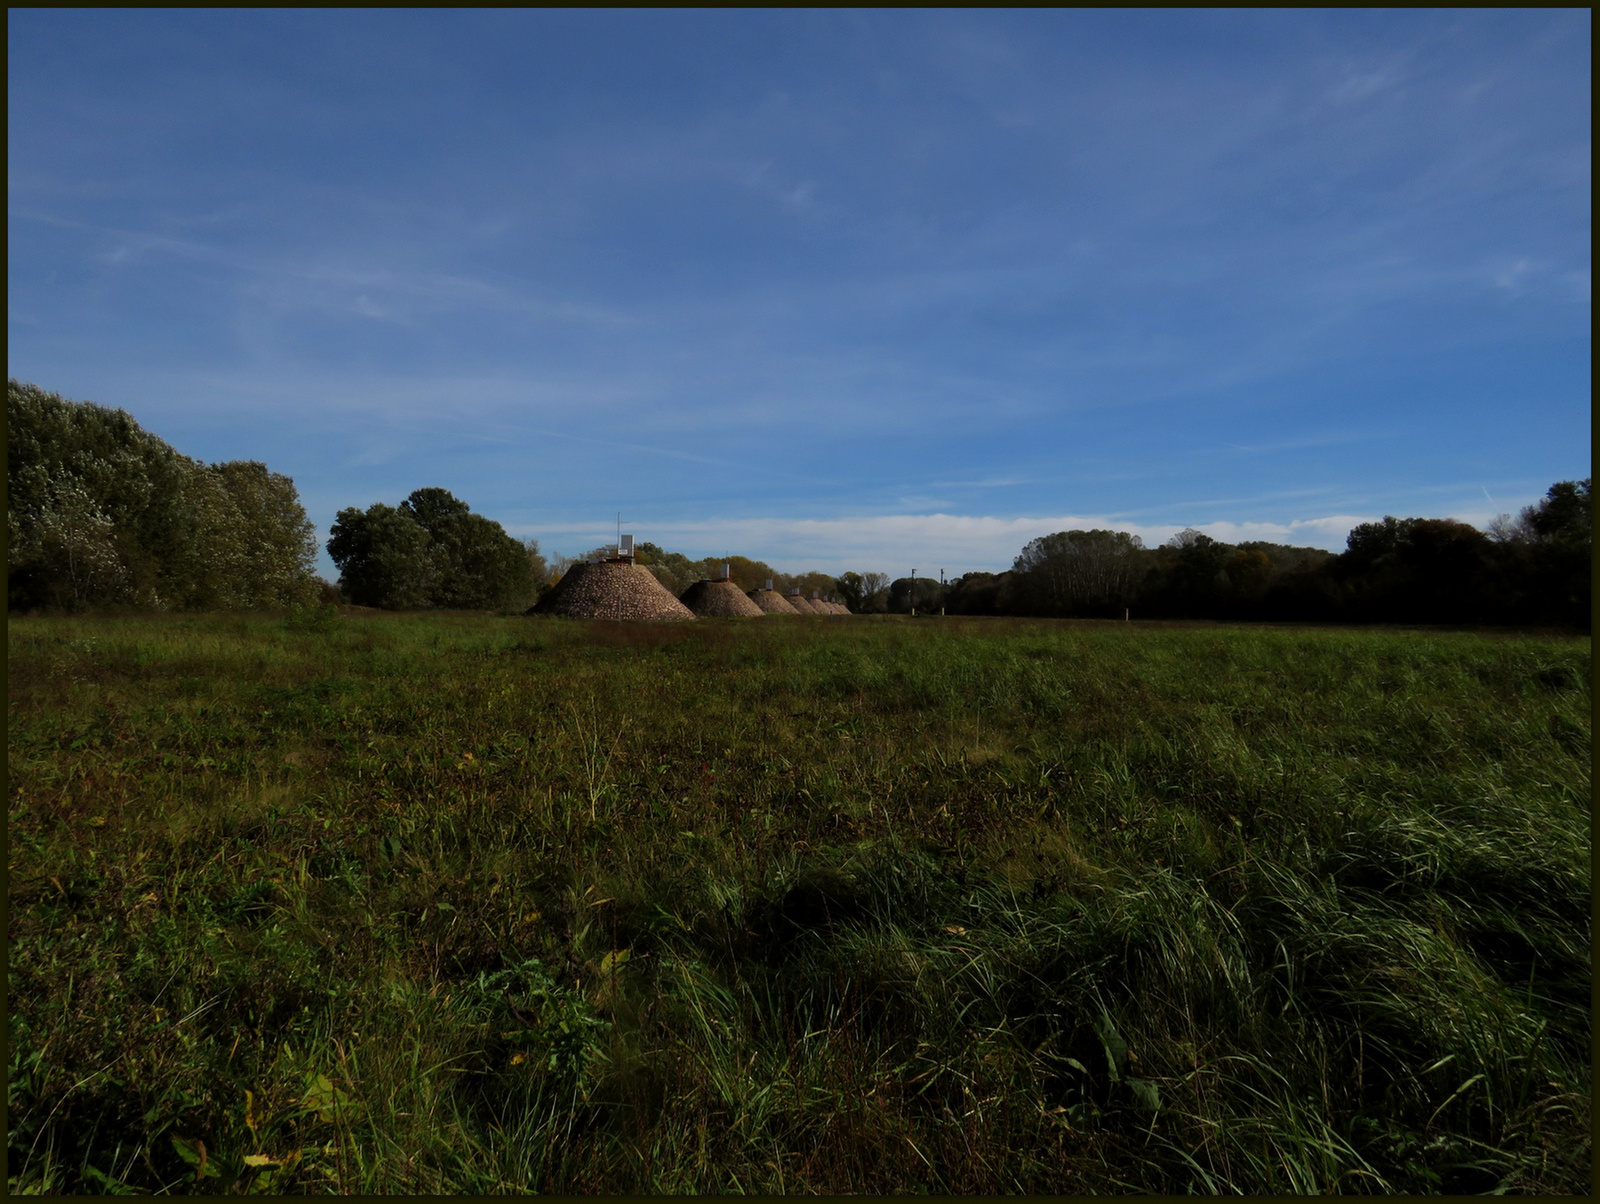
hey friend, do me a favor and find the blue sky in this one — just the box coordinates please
[9,10,1590,579]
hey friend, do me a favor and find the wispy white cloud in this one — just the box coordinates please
[522,497,1557,574]
[1323,57,1408,105]
[924,476,1031,490]
[10,9,1588,580]
[11,207,635,328]
[1219,434,1378,456]
[517,510,1384,574]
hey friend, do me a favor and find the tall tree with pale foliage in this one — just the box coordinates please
[8,380,319,611]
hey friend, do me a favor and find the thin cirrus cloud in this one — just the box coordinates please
[7,9,1589,581]
[15,206,633,332]
[516,511,1383,576]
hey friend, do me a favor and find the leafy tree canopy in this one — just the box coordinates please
[8,380,318,611]
[835,571,889,612]
[327,488,534,611]
[1525,478,1591,545]
[1012,529,1146,616]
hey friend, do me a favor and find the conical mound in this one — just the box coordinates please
[680,578,765,618]
[536,562,696,621]
[748,588,800,615]
[786,592,822,614]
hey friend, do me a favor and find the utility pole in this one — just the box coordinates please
[940,568,946,616]
[910,569,916,617]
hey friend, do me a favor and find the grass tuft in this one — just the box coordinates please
[8,614,1589,1193]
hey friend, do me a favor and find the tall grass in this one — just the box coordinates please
[8,612,1590,1193]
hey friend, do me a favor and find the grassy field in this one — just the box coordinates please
[7,610,1591,1194]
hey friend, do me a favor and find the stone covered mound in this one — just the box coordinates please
[536,562,696,621]
[748,588,800,615]
[786,593,822,614]
[680,578,765,618]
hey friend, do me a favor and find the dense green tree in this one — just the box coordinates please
[523,539,551,597]
[327,504,437,609]
[1511,479,1592,627]
[8,380,318,610]
[10,381,190,608]
[1160,530,1231,617]
[634,541,698,595]
[327,488,534,611]
[1012,529,1146,616]
[886,575,947,614]
[1237,543,1336,621]
[630,542,848,603]
[399,487,534,610]
[835,570,889,612]
[690,554,778,593]
[863,571,891,611]
[445,511,536,610]
[943,570,1013,615]
[1524,478,1591,545]
[1333,517,1497,624]
[179,461,319,610]
[1235,541,1332,575]
[781,569,842,604]
[398,486,471,534]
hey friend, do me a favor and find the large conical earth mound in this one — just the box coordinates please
[535,562,696,621]
[786,592,822,614]
[680,578,765,617]
[748,588,800,615]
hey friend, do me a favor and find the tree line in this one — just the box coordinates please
[878,486,1591,630]
[620,545,848,604]
[9,382,1589,628]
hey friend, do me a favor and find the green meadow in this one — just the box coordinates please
[7,611,1591,1194]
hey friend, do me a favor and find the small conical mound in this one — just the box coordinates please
[786,592,822,614]
[680,578,765,617]
[536,561,696,621]
[748,588,800,615]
